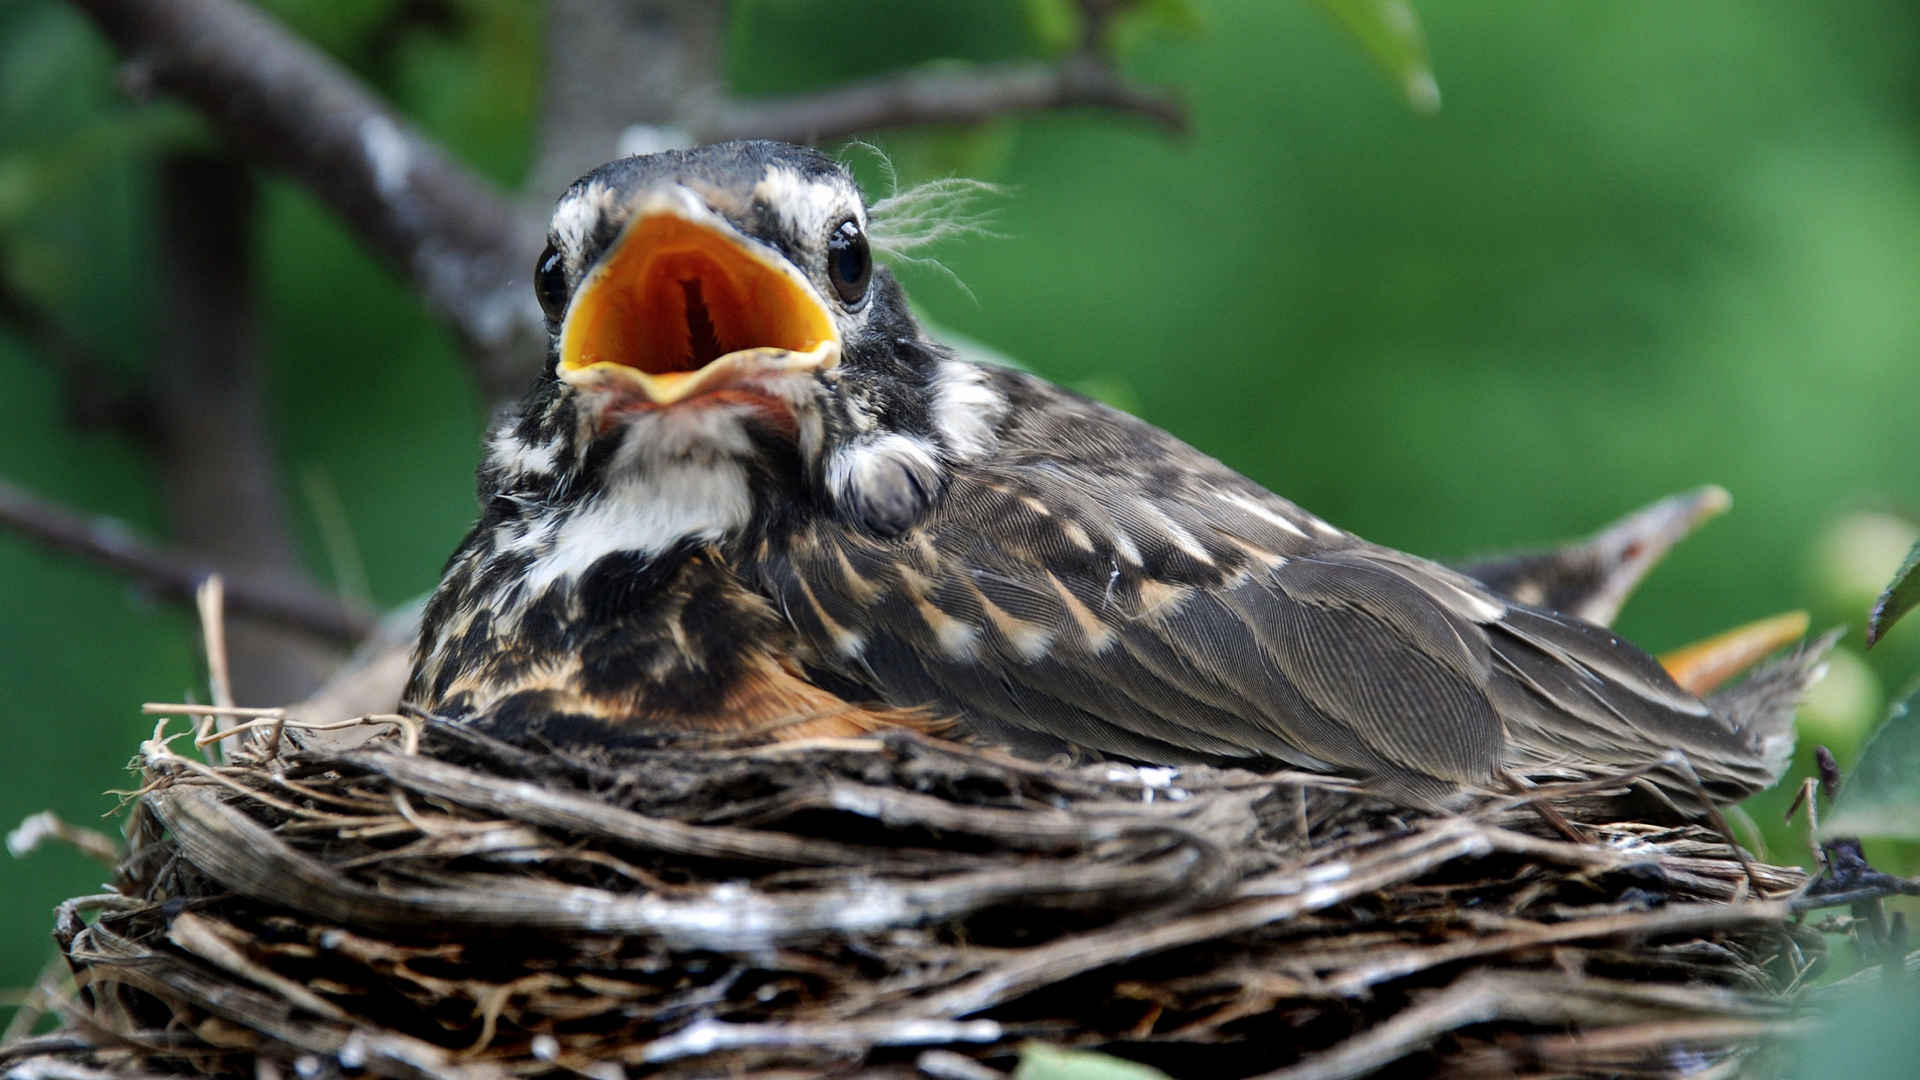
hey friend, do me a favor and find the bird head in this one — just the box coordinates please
[495,141,980,538]
[412,143,1012,733]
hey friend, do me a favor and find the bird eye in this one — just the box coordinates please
[534,243,569,323]
[826,219,871,305]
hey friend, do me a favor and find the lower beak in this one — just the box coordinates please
[556,195,840,405]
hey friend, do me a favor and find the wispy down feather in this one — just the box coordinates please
[846,143,1007,298]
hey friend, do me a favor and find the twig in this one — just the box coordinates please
[1247,973,1520,1080]
[196,577,234,710]
[6,812,121,867]
[692,54,1186,145]
[0,479,374,645]
[139,706,420,758]
[67,0,541,401]
[1793,879,1920,912]
[639,1019,1004,1065]
[1815,745,1843,803]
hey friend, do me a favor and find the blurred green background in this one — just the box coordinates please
[3,0,1919,1018]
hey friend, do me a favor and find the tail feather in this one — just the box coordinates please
[1485,606,1837,807]
[1699,627,1841,794]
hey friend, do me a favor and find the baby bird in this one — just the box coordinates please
[408,141,1825,810]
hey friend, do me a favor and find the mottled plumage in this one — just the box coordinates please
[407,141,1825,809]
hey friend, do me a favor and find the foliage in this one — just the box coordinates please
[1826,528,1920,841]
[1309,0,1439,111]
[1789,983,1920,1080]
[1825,677,1920,839]
[1866,539,1920,647]
[1022,0,1208,57]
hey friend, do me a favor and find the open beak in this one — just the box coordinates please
[557,191,840,406]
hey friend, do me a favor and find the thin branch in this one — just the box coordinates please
[67,0,542,402]
[529,0,726,204]
[6,810,122,867]
[65,0,1189,407]
[0,479,374,645]
[692,53,1187,145]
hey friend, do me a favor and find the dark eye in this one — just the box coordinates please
[826,219,871,305]
[534,243,569,322]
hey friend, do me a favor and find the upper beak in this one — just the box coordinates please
[557,189,840,405]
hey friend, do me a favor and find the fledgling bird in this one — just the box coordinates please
[1456,484,1732,630]
[407,141,1826,809]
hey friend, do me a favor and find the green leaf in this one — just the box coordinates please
[1022,0,1081,54]
[1866,538,1920,648]
[1111,0,1209,56]
[1014,1043,1174,1080]
[1823,677,1920,839]
[1309,0,1441,113]
[1788,982,1920,1079]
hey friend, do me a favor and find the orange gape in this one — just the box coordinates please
[1658,612,1813,696]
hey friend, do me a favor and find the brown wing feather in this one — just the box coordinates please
[766,434,1513,800]
[761,366,1803,805]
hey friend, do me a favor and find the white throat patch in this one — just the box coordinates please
[511,410,761,595]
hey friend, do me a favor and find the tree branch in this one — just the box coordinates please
[0,479,375,646]
[68,0,542,403]
[153,150,334,702]
[691,54,1187,145]
[64,0,1188,405]
[529,0,726,206]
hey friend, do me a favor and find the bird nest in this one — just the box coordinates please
[10,710,1838,1079]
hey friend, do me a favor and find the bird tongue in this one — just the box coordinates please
[678,278,725,372]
